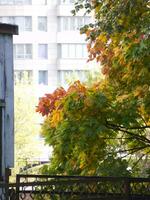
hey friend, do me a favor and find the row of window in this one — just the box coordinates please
[13,43,88,60]
[0,16,91,32]
[58,70,88,87]
[0,0,31,5]
[0,0,47,5]
[14,70,88,86]
[0,0,74,5]
[0,16,47,32]
[60,44,88,58]
[14,70,48,85]
[58,16,91,31]
[14,44,48,59]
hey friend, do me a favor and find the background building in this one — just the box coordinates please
[0,0,94,168]
[0,0,92,96]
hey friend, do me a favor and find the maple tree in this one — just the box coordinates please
[37,0,150,176]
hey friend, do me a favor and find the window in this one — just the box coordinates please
[69,44,76,58]
[77,17,84,29]
[14,70,33,84]
[15,0,32,4]
[23,0,32,4]
[15,0,23,4]
[36,0,47,5]
[0,16,32,32]
[14,44,32,59]
[38,44,48,59]
[61,44,68,58]
[60,44,88,59]
[70,17,76,30]
[60,0,74,4]
[62,17,69,31]
[15,17,32,31]
[0,0,13,4]
[76,44,83,58]
[59,16,91,31]
[83,45,88,58]
[38,70,48,85]
[58,70,88,88]
[0,0,32,5]
[38,17,47,31]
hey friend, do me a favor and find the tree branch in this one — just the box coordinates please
[106,122,150,130]
[106,122,150,145]
[107,145,149,159]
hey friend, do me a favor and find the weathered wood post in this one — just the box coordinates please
[0,23,18,183]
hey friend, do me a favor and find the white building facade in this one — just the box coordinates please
[0,0,92,95]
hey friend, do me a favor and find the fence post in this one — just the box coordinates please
[124,178,131,200]
[5,182,9,200]
[16,175,20,200]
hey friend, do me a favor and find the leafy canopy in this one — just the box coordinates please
[37,0,150,176]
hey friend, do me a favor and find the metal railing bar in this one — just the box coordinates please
[16,174,150,182]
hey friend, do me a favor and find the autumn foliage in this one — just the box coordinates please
[36,0,150,176]
[36,87,66,116]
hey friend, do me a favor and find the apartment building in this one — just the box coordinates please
[0,0,92,95]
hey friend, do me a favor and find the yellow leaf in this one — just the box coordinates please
[50,109,63,128]
[116,94,129,102]
[98,33,107,43]
[113,47,120,56]
[133,86,143,97]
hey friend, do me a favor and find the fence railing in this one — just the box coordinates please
[0,175,150,199]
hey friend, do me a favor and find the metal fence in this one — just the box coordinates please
[0,175,150,199]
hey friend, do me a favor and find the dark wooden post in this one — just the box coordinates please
[0,24,18,185]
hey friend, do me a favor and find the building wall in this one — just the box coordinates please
[0,0,92,95]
